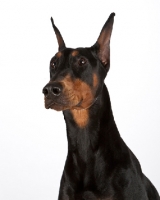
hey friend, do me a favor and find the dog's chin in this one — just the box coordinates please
[44,98,82,111]
[49,103,69,111]
[44,101,68,111]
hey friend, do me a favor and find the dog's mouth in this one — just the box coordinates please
[45,101,56,109]
[45,98,66,111]
[44,97,82,111]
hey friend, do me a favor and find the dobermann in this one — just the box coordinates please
[42,13,160,200]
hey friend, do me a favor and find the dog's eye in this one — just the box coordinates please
[51,61,56,69]
[78,58,86,66]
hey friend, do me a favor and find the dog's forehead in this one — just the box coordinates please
[54,47,93,59]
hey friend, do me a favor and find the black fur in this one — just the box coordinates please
[43,13,160,200]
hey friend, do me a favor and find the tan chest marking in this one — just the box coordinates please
[71,109,89,128]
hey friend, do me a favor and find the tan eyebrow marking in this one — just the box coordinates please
[56,52,62,58]
[71,50,79,57]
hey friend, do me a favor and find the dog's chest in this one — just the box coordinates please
[77,191,114,200]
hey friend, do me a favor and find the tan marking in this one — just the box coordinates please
[60,75,94,110]
[71,109,89,128]
[60,75,94,128]
[56,51,62,58]
[93,73,98,88]
[71,50,79,57]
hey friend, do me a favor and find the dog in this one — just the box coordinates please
[42,13,160,200]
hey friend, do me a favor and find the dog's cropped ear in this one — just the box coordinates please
[93,13,115,71]
[51,17,66,51]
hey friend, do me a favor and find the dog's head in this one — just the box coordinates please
[42,13,115,111]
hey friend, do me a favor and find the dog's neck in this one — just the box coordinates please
[63,84,120,155]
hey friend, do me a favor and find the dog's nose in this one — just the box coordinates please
[42,82,62,97]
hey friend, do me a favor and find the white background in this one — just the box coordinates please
[0,0,160,199]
